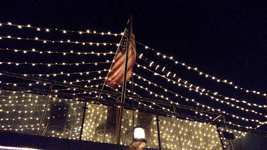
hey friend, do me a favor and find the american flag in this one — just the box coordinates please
[106,30,136,89]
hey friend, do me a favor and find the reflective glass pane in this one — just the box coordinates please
[0,90,84,140]
[158,115,222,150]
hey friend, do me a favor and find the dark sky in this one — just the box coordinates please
[2,0,265,90]
[1,0,267,134]
[1,0,266,84]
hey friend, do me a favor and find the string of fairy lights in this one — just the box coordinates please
[137,41,267,98]
[0,22,123,36]
[109,84,235,139]
[2,22,263,119]
[1,60,264,127]
[104,81,259,131]
[103,66,262,129]
[194,112,252,130]
[0,55,264,126]
[4,54,263,127]
[0,25,114,140]
[1,81,96,94]
[0,35,118,46]
[130,74,261,125]
[48,81,216,126]
[137,53,267,110]
[0,61,111,66]
[129,74,265,127]
[135,63,267,123]
[107,91,221,149]
[0,21,266,149]
[0,21,115,140]
[1,62,241,127]
[136,58,267,113]
[54,84,104,92]
[47,79,220,130]
[23,69,108,76]
[0,81,256,149]
[0,48,115,56]
[1,76,217,128]
[130,87,211,122]
[1,44,264,124]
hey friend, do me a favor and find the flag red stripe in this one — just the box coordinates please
[114,65,134,85]
[106,34,136,89]
[108,49,135,81]
[107,44,136,79]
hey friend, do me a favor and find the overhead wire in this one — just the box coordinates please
[0,35,118,46]
[135,63,267,120]
[130,73,265,126]
[136,41,267,98]
[0,48,115,56]
[0,22,123,36]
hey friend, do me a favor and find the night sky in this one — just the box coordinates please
[2,0,265,93]
[1,0,267,147]
[1,1,266,88]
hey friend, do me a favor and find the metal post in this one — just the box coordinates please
[173,105,182,149]
[200,114,224,149]
[116,96,120,143]
[98,26,128,99]
[117,16,132,144]
[103,125,106,142]
[37,84,54,135]
[69,125,73,139]
[216,124,225,150]
[131,63,135,141]
[223,116,234,150]
[79,102,87,140]
[156,113,162,150]
[173,105,176,113]
[178,134,183,150]
[229,135,235,149]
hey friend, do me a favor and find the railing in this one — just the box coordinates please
[2,90,267,149]
[0,90,225,149]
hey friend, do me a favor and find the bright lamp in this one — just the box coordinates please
[134,127,145,139]
[129,127,146,150]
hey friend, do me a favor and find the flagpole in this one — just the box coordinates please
[117,16,132,144]
[98,25,129,99]
[131,71,135,141]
